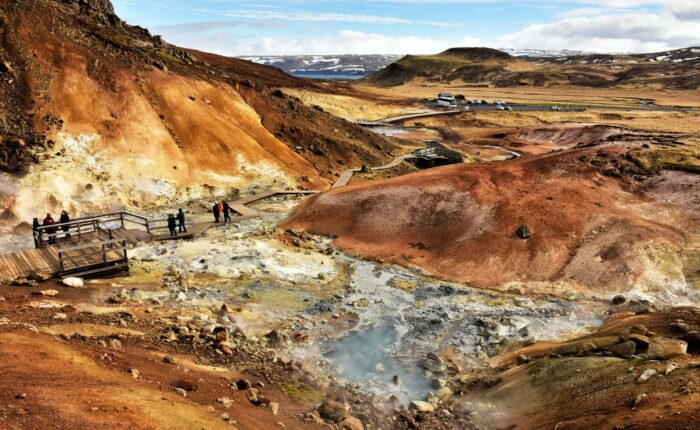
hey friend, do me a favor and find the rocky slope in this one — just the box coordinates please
[363,47,700,89]
[0,0,399,222]
[282,135,699,298]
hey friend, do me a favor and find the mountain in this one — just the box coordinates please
[362,46,700,89]
[239,55,403,77]
[0,0,399,220]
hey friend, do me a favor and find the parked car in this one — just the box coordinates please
[505,106,513,111]
[551,106,561,111]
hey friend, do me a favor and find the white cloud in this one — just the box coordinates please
[164,29,479,56]
[499,10,700,52]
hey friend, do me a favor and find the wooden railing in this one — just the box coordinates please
[33,211,162,249]
[56,227,129,277]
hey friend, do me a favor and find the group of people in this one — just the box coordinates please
[167,208,187,237]
[32,211,71,245]
[31,200,235,243]
[212,200,232,223]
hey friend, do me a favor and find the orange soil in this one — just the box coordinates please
[282,145,694,291]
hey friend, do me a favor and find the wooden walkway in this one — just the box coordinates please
[0,190,319,280]
[332,154,417,188]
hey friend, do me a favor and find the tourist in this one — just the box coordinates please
[60,210,71,241]
[167,214,177,237]
[177,208,187,233]
[32,218,40,247]
[43,213,57,245]
[223,200,231,222]
[212,201,220,223]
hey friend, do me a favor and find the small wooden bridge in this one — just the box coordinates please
[0,190,317,281]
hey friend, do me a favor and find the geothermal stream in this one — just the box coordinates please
[126,199,619,406]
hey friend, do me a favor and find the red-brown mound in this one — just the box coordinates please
[282,146,692,290]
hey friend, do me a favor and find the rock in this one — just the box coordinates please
[217,397,234,409]
[62,277,84,288]
[637,368,657,383]
[432,378,446,389]
[409,401,435,412]
[15,393,26,400]
[236,379,252,390]
[174,387,187,397]
[269,402,279,416]
[516,224,532,239]
[435,387,453,401]
[687,361,700,368]
[213,326,228,342]
[32,289,59,297]
[110,339,122,350]
[665,362,678,375]
[633,393,647,407]
[162,355,176,364]
[127,368,139,379]
[12,277,30,286]
[318,400,348,423]
[265,330,289,347]
[28,271,51,282]
[340,416,364,430]
[612,295,626,305]
[647,338,687,360]
[611,341,636,359]
[172,379,198,392]
[516,355,530,364]
[392,375,401,385]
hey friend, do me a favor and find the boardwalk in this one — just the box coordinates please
[0,190,318,280]
[332,153,419,188]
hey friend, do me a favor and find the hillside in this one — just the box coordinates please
[0,0,400,222]
[282,139,698,295]
[363,46,700,89]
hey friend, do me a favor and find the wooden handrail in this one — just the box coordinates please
[57,238,126,253]
[58,245,128,262]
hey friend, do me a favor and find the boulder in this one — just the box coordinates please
[236,379,252,390]
[409,401,435,412]
[647,338,687,360]
[340,416,364,430]
[318,400,348,423]
[610,341,636,359]
[612,295,626,305]
[172,378,198,392]
[516,224,532,239]
[62,277,84,288]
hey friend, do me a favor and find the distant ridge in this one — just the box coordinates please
[361,46,700,89]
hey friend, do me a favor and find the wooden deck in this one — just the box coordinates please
[0,190,320,280]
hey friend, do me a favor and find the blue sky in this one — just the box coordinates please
[112,1,700,55]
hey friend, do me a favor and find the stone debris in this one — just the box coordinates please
[647,338,687,360]
[637,369,657,383]
[62,277,84,288]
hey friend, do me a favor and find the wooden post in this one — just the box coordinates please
[102,243,107,264]
[58,251,64,273]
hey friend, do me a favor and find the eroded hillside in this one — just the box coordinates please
[0,0,400,223]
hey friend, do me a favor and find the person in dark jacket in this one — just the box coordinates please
[167,214,177,236]
[43,213,57,245]
[59,210,71,241]
[222,201,231,222]
[177,208,187,233]
[32,218,40,248]
[212,202,220,223]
